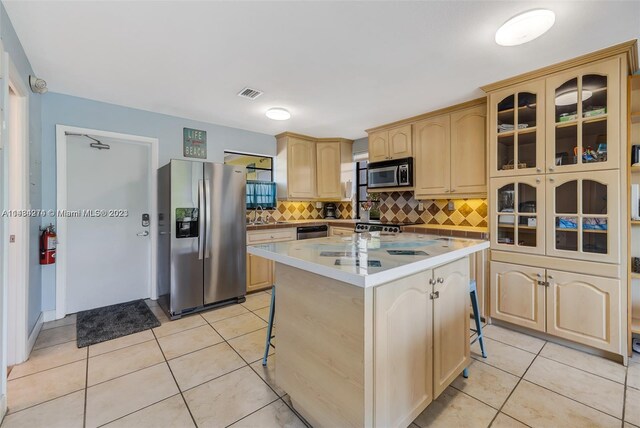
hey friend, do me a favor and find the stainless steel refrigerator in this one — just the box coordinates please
[157,160,246,318]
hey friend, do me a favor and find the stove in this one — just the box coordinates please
[354,221,415,234]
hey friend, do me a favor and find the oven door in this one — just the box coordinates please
[368,165,398,188]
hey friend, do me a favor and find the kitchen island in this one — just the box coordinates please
[248,232,489,428]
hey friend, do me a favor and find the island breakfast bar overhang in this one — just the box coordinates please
[248,233,490,428]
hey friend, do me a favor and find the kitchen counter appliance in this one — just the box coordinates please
[367,157,413,189]
[323,203,337,219]
[297,225,328,240]
[157,160,246,319]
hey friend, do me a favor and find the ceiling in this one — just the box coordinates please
[4,1,639,139]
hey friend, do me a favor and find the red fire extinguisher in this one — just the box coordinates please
[40,224,57,265]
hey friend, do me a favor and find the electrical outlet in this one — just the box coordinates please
[9,234,15,243]
[418,202,424,211]
[448,201,455,211]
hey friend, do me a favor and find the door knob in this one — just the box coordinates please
[137,231,149,237]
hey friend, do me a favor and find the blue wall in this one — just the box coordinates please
[1,3,43,334]
[40,93,276,311]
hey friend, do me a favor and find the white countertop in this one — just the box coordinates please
[247,232,489,288]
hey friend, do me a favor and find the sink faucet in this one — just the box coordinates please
[251,206,264,224]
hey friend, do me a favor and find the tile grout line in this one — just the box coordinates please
[222,397,282,428]
[622,361,628,427]
[94,393,184,428]
[526,353,626,386]
[150,326,200,428]
[7,354,88,382]
[487,339,546,428]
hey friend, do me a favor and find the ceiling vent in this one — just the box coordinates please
[237,87,263,100]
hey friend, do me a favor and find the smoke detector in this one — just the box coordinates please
[29,75,48,94]
[237,87,263,100]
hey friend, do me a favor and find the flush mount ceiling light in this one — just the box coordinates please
[265,107,291,121]
[555,90,593,106]
[495,9,555,46]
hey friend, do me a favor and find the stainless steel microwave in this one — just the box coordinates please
[367,157,413,189]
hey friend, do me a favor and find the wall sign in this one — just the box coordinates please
[183,128,207,159]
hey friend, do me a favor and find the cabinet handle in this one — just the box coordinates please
[430,291,440,300]
[437,277,444,284]
[428,278,435,285]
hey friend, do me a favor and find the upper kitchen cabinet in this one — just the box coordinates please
[316,139,354,200]
[414,101,487,199]
[546,58,620,173]
[489,80,545,177]
[276,132,353,201]
[368,124,412,162]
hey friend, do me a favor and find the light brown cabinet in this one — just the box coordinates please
[374,257,469,427]
[276,133,353,201]
[246,228,296,293]
[329,226,354,236]
[368,125,412,162]
[414,104,486,199]
[490,261,621,353]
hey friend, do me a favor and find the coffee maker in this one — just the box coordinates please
[323,203,337,219]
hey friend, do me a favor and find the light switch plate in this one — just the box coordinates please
[448,201,455,211]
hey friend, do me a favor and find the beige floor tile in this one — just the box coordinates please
[103,394,195,428]
[7,360,86,413]
[242,292,272,311]
[490,412,528,428]
[628,362,640,390]
[1,390,84,428]
[33,324,76,350]
[157,324,223,360]
[451,360,519,409]
[253,307,272,323]
[540,342,626,384]
[630,352,640,366]
[9,341,87,380]
[88,340,165,386]
[211,313,267,340]
[201,303,250,324]
[85,363,178,428]
[482,325,545,354]
[42,314,77,331]
[230,399,305,428]
[625,423,640,428]
[169,342,246,391]
[413,386,496,428]
[184,366,277,428]
[626,387,640,427]
[250,355,284,396]
[524,356,624,418]
[471,337,535,377]
[502,380,620,428]
[152,314,206,338]
[88,330,155,357]
[229,328,273,363]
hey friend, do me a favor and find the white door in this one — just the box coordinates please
[66,135,151,313]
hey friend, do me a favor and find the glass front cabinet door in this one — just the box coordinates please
[545,170,620,263]
[489,80,545,177]
[490,176,546,254]
[545,58,620,173]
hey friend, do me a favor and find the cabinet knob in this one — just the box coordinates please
[450,189,455,192]
[549,167,555,172]
[548,275,554,279]
[549,178,555,183]
[536,168,542,172]
[536,178,541,184]
[537,273,542,278]
[428,278,435,285]
[437,277,444,284]
[430,291,440,300]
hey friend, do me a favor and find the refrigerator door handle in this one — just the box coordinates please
[198,179,205,260]
[204,179,211,259]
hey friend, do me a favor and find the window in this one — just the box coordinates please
[224,152,276,209]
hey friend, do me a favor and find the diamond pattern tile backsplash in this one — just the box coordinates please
[378,191,488,228]
[247,202,355,222]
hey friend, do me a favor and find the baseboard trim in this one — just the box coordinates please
[42,310,57,323]
[26,312,44,357]
[0,394,7,424]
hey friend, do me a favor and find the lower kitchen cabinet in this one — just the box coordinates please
[490,261,546,332]
[329,226,354,236]
[546,269,621,353]
[246,253,273,293]
[490,261,622,353]
[374,258,469,427]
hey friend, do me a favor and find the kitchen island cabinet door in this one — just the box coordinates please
[433,257,470,398]
[490,261,546,332]
[414,114,451,197]
[374,271,433,428]
[450,104,487,195]
[546,270,621,353]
